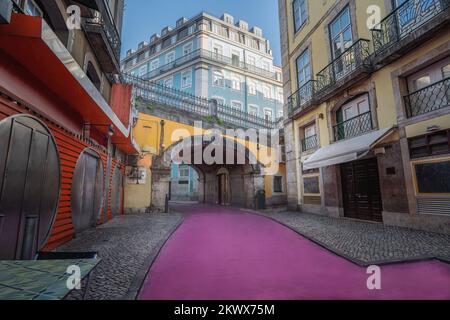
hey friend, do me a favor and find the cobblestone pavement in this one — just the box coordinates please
[255,210,450,266]
[58,213,183,300]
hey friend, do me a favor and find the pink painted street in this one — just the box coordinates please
[139,205,450,300]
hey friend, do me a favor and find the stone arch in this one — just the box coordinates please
[150,134,266,211]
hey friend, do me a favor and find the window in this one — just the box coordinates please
[304,124,316,138]
[443,64,450,79]
[24,0,43,17]
[181,70,192,88]
[409,129,450,159]
[296,49,311,87]
[183,42,193,55]
[156,44,162,52]
[329,7,353,59]
[230,30,238,42]
[249,105,259,116]
[213,70,225,87]
[407,58,450,93]
[264,109,273,121]
[138,65,147,77]
[179,166,190,177]
[231,101,243,111]
[166,51,175,64]
[213,96,225,105]
[340,95,370,121]
[164,77,173,88]
[213,44,223,57]
[277,89,284,103]
[263,86,272,99]
[171,35,177,45]
[248,81,257,95]
[278,110,284,119]
[273,176,283,193]
[247,56,256,66]
[150,59,159,71]
[293,0,307,32]
[231,76,241,91]
[262,61,270,71]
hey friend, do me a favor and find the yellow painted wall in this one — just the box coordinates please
[265,163,287,198]
[405,114,450,138]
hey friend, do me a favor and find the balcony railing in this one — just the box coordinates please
[404,76,450,118]
[301,135,318,152]
[84,11,121,63]
[142,49,278,81]
[333,111,373,141]
[372,0,450,54]
[288,80,317,116]
[122,73,277,129]
[316,39,372,93]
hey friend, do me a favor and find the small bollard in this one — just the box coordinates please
[165,194,169,213]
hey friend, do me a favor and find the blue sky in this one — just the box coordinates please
[121,0,282,65]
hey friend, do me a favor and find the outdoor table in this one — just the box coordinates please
[0,258,100,300]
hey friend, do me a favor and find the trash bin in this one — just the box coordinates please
[255,190,266,210]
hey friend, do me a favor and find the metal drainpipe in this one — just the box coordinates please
[104,136,113,220]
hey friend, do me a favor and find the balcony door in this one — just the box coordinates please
[406,58,450,116]
[394,0,442,38]
[335,94,371,140]
[329,7,353,79]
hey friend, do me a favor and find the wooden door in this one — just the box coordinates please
[341,158,383,222]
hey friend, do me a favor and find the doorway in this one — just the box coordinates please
[341,158,383,222]
[0,115,60,260]
[71,149,104,233]
[217,169,230,206]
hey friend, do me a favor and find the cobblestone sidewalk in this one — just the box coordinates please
[58,213,183,300]
[256,210,450,266]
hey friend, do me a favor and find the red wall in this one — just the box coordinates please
[0,92,124,251]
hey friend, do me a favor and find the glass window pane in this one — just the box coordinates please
[442,64,450,79]
[414,76,431,91]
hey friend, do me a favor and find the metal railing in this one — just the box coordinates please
[301,135,318,152]
[217,103,277,129]
[142,49,278,81]
[84,11,121,63]
[333,111,373,141]
[372,0,450,54]
[123,73,211,116]
[404,76,450,118]
[123,73,277,129]
[316,39,372,93]
[288,80,317,116]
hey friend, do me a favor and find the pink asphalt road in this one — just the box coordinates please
[139,204,450,300]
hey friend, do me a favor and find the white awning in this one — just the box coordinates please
[303,127,395,170]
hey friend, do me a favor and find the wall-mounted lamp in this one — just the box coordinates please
[107,124,114,137]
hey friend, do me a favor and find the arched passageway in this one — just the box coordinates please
[150,135,265,211]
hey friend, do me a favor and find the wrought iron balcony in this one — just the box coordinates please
[404,76,450,118]
[301,135,318,152]
[372,0,450,54]
[142,49,278,81]
[83,7,121,74]
[288,80,317,117]
[333,111,373,142]
[315,39,372,94]
[122,73,277,130]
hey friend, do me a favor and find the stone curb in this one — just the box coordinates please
[243,209,450,267]
[122,213,185,300]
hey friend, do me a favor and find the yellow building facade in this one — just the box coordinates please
[279,0,450,233]
[124,111,287,212]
